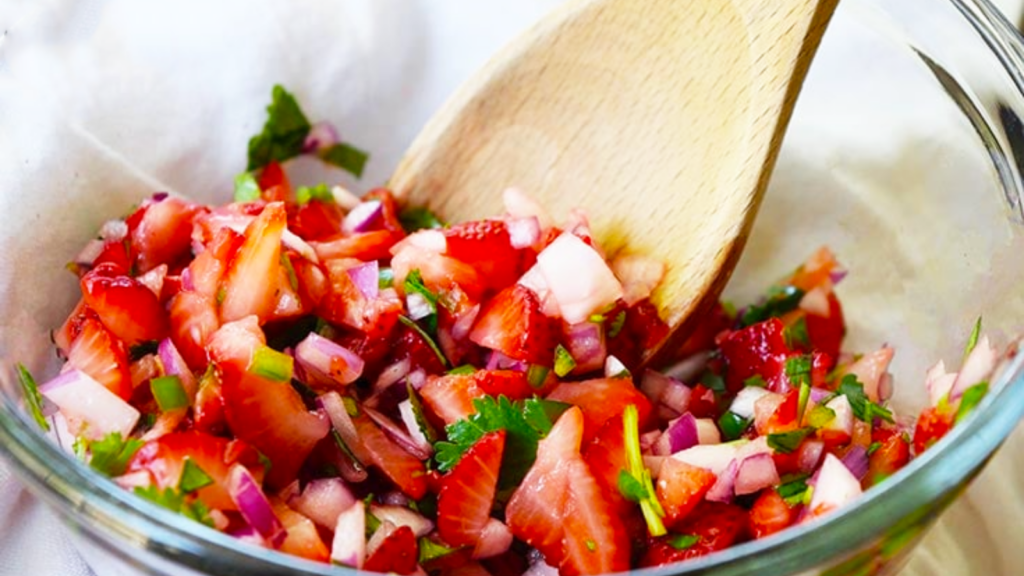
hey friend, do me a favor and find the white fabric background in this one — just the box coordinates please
[0,1,1023,575]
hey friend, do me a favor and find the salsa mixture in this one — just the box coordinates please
[17,87,1002,576]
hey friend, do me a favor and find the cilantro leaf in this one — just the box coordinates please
[527,364,549,389]
[866,441,882,456]
[554,345,577,377]
[785,355,812,388]
[784,317,810,348]
[805,404,836,429]
[837,374,894,424]
[399,206,445,233]
[319,142,369,178]
[87,432,144,477]
[617,469,650,502]
[743,375,767,388]
[700,371,726,396]
[777,474,811,506]
[667,534,700,550]
[521,399,571,436]
[134,485,214,527]
[404,269,439,334]
[607,310,627,338]
[963,316,983,361]
[178,458,214,494]
[418,537,460,565]
[718,411,750,441]
[741,285,805,327]
[16,364,49,431]
[767,427,814,454]
[247,85,313,171]
[955,381,988,424]
[397,316,449,368]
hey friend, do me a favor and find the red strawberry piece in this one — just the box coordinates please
[81,263,170,346]
[583,413,633,517]
[810,350,833,387]
[390,324,447,375]
[559,458,631,576]
[867,427,910,486]
[168,290,220,372]
[127,431,261,511]
[362,188,407,236]
[363,525,419,575]
[546,377,653,443]
[92,239,133,275]
[317,259,402,339]
[130,196,202,274]
[289,199,343,241]
[506,406,584,566]
[764,388,800,435]
[390,244,486,303]
[54,298,88,356]
[639,502,749,566]
[420,373,485,425]
[604,299,671,372]
[257,161,292,203]
[656,458,717,529]
[444,220,522,293]
[351,409,428,500]
[289,255,329,310]
[686,384,719,419]
[438,430,506,546]
[311,230,402,262]
[749,489,796,539]
[471,370,533,400]
[469,284,560,366]
[804,292,846,361]
[272,499,331,562]
[65,313,133,400]
[719,318,793,393]
[193,368,226,435]
[187,227,244,301]
[219,202,287,324]
[209,317,329,488]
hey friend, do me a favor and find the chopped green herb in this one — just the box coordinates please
[134,485,214,527]
[955,381,989,424]
[866,441,882,456]
[150,375,189,412]
[667,534,700,550]
[963,316,983,361]
[617,469,650,502]
[16,364,49,431]
[797,382,811,421]
[607,310,627,338]
[398,206,445,233]
[407,383,439,444]
[767,427,814,454]
[247,85,313,171]
[404,269,439,333]
[365,507,382,537]
[234,171,262,202]
[522,399,571,436]
[777,474,810,507]
[784,317,810,348]
[743,375,767,388]
[785,355,813,388]
[701,371,726,396]
[377,267,395,289]
[397,316,449,368]
[86,432,144,477]
[526,364,549,389]
[740,285,805,327]
[805,404,836,429]
[718,411,750,441]
[280,252,299,292]
[554,345,577,377]
[295,183,333,205]
[250,346,294,382]
[178,458,214,494]
[319,142,369,178]
[447,365,476,376]
[837,374,894,424]
[722,300,738,318]
[623,404,666,537]
[418,538,460,565]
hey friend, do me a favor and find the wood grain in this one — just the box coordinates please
[392,0,839,364]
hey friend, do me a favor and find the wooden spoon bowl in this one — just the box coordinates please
[392,0,838,364]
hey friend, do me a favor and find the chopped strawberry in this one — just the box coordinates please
[92,239,133,275]
[257,161,292,203]
[559,458,631,576]
[289,255,329,310]
[219,202,287,324]
[127,431,261,511]
[168,291,220,372]
[913,405,954,455]
[438,430,506,547]
[582,413,632,517]
[317,259,402,339]
[130,196,202,274]
[54,298,88,356]
[350,409,428,500]
[640,502,748,566]
[419,373,486,426]
[362,188,407,236]
[604,299,670,371]
[471,370,533,400]
[272,500,331,562]
[749,489,796,539]
[469,284,561,366]
[187,227,244,300]
[363,525,418,575]
[390,324,447,375]
[719,318,793,393]
[867,427,910,487]
[193,367,226,435]
[789,246,839,292]
[312,230,402,262]
[763,388,800,435]
[655,458,717,528]
[289,199,343,241]
[209,317,329,487]
[506,407,585,566]
[444,220,522,293]
[804,293,845,361]
[81,263,170,346]
[391,244,486,303]
[65,314,133,400]
[546,378,652,443]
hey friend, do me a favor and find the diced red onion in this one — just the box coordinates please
[809,387,832,404]
[502,187,552,228]
[407,369,427,390]
[523,554,560,576]
[925,360,954,406]
[282,229,320,264]
[734,453,780,496]
[380,491,410,507]
[180,268,195,291]
[346,260,380,300]
[653,414,698,456]
[364,407,432,460]
[303,121,339,153]
[228,523,267,547]
[319,392,372,464]
[398,399,432,453]
[951,335,997,400]
[507,216,541,249]
[100,219,129,241]
[610,254,666,306]
[472,518,514,559]
[343,200,384,235]
[664,351,711,385]
[158,338,197,398]
[331,502,366,568]
[374,358,412,393]
[295,333,365,387]
[672,442,740,476]
[799,287,830,317]
[41,370,140,441]
[753,392,785,433]
[640,430,661,454]
[227,464,286,548]
[332,185,362,211]
[564,321,606,374]
[151,192,169,203]
[74,239,105,268]
[829,269,848,285]
[806,454,863,519]
[798,439,825,474]
[370,504,434,538]
[287,478,357,530]
[736,436,773,461]
[130,354,163,389]
[451,304,481,341]
[695,418,721,445]
[534,233,624,324]
[706,458,739,503]
[729,386,771,419]
[840,445,869,480]
[485,351,527,372]
[604,355,628,378]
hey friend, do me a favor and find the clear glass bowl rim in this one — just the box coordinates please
[1,1,1024,575]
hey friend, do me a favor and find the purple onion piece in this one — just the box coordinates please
[303,121,339,153]
[158,338,196,396]
[346,261,380,300]
[152,192,170,202]
[295,333,365,386]
[829,269,848,285]
[734,452,780,496]
[706,458,739,503]
[228,465,286,548]
[839,444,869,480]
[798,439,825,474]
[342,200,384,235]
[809,387,832,403]
[662,413,699,454]
[364,406,433,460]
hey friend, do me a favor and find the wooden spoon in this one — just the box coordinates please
[391,0,839,365]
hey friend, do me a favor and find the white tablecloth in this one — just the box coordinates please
[1,1,1022,575]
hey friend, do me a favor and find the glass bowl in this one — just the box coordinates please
[2,0,1024,575]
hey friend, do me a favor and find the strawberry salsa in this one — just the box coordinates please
[17,87,1003,576]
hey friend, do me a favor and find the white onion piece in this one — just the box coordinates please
[735,436,773,461]
[342,200,384,234]
[282,228,320,264]
[366,520,397,558]
[41,370,140,441]
[114,470,153,490]
[332,185,362,211]
[843,347,894,403]
[375,358,412,393]
[472,518,514,559]
[370,504,434,538]
[381,491,410,507]
[451,304,481,341]
[695,418,722,445]
[517,265,561,318]
[503,187,551,227]
[100,219,129,241]
[364,407,433,460]
[523,555,560,576]
[823,395,854,437]
[346,261,380,300]
[706,458,739,503]
[925,361,958,406]
[734,453,780,496]
[671,442,742,476]
[227,464,286,548]
[392,229,447,255]
[533,233,623,324]
[506,216,541,249]
[807,454,863,519]
[331,502,366,568]
[729,386,771,419]
[287,478,357,530]
[799,286,831,317]
[398,399,432,452]
[951,335,997,400]
[611,254,665,306]
[640,430,661,454]
[406,292,433,321]
[604,355,629,378]
[295,333,365,387]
